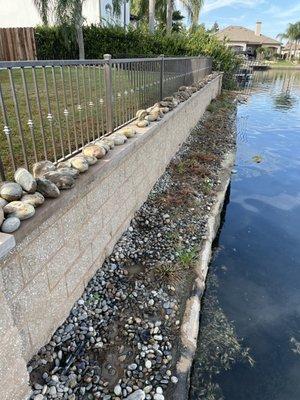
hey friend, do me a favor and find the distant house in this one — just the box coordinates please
[281,43,300,60]
[0,0,130,28]
[215,22,281,58]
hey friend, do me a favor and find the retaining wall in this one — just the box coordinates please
[0,74,222,399]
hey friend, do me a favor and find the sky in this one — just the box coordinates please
[177,0,300,39]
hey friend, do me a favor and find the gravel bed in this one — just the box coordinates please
[29,91,236,400]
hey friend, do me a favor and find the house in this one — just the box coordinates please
[0,0,130,28]
[281,42,300,60]
[215,22,281,58]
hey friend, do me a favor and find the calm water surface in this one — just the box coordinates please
[190,70,300,400]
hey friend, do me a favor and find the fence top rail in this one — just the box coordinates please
[0,55,210,69]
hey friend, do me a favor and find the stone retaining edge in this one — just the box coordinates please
[174,149,236,400]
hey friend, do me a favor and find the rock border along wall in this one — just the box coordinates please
[0,74,222,400]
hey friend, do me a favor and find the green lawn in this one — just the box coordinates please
[0,65,161,179]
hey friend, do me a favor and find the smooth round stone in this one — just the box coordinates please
[0,182,23,201]
[101,138,115,149]
[0,207,3,226]
[126,390,145,400]
[32,160,56,178]
[114,385,122,396]
[145,115,157,122]
[119,127,136,138]
[57,160,72,168]
[83,155,98,165]
[36,178,60,198]
[1,217,21,233]
[14,168,37,193]
[70,157,89,172]
[136,109,147,120]
[161,107,169,113]
[4,201,35,220]
[21,192,45,207]
[83,145,106,159]
[109,134,126,145]
[153,395,164,400]
[94,140,109,152]
[0,198,7,208]
[56,167,79,179]
[136,120,149,128]
[43,171,75,190]
[33,395,44,400]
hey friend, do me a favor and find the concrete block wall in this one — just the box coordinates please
[0,75,222,399]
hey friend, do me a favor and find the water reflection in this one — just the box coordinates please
[190,70,300,400]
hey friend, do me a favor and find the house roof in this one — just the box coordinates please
[215,26,281,46]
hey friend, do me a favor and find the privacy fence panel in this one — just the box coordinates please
[0,28,37,61]
[0,55,212,180]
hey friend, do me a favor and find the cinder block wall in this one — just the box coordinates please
[0,75,222,399]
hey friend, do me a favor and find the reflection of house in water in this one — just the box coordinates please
[215,22,281,58]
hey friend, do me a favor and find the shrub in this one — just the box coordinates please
[35,25,239,87]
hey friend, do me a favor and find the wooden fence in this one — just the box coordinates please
[0,27,37,61]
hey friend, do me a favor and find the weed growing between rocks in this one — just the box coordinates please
[29,93,236,400]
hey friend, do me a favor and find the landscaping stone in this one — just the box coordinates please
[3,201,35,220]
[55,167,79,179]
[119,127,136,138]
[0,207,3,226]
[94,140,110,152]
[83,155,98,165]
[0,198,7,208]
[83,144,106,159]
[127,390,146,400]
[14,168,37,193]
[136,110,148,120]
[32,161,56,178]
[21,192,45,207]
[43,171,75,190]
[101,138,115,149]
[0,182,23,201]
[70,157,89,172]
[36,178,60,198]
[109,134,127,145]
[1,216,21,233]
[136,120,149,128]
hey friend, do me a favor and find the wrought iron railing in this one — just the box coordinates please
[0,55,212,180]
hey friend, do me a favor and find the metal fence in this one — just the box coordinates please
[0,55,212,180]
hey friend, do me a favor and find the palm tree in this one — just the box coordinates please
[277,22,300,60]
[55,0,86,60]
[166,0,173,33]
[33,0,50,25]
[181,0,204,29]
[149,0,156,33]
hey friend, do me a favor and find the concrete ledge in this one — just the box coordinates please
[0,233,15,259]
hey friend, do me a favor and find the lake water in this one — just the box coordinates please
[190,69,300,400]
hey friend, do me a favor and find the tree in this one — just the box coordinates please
[149,0,156,33]
[166,0,173,33]
[33,0,50,25]
[55,0,86,59]
[180,0,204,29]
[277,22,300,60]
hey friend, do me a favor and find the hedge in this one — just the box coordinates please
[35,25,240,87]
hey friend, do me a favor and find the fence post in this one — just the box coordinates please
[159,54,164,100]
[103,54,114,133]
